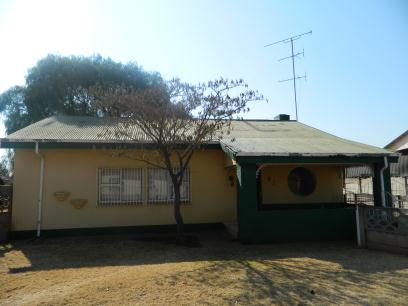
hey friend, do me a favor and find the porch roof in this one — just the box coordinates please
[220,120,391,157]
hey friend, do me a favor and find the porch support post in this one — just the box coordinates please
[382,164,392,207]
[372,158,392,207]
[236,162,258,242]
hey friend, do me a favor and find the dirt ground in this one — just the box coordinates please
[1,231,408,306]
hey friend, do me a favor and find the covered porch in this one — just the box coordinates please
[233,155,396,243]
[219,118,398,242]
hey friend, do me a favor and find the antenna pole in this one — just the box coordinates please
[264,30,311,121]
[290,38,298,121]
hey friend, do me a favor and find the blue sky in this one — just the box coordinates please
[0,0,407,147]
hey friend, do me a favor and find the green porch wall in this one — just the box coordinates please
[236,162,357,243]
[239,207,356,243]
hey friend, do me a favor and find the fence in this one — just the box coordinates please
[345,177,408,208]
[0,185,12,242]
[356,205,408,254]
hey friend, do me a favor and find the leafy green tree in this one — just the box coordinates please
[0,86,28,134]
[0,54,162,134]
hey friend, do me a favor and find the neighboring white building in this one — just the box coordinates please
[385,130,408,153]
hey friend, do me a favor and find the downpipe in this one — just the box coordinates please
[380,156,389,207]
[35,142,45,237]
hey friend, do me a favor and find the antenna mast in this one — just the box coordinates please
[264,30,312,121]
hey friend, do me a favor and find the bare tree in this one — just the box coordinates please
[94,78,264,242]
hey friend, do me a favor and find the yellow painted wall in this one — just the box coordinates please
[260,165,343,204]
[12,149,237,231]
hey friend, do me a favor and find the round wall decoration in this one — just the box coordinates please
[287,167,316,196]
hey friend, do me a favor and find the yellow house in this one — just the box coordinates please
[1,115,396,242]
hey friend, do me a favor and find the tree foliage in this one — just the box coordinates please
[0,54,162,133]
[95,78,265,240]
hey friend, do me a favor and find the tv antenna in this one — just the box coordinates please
[264,30,312,121]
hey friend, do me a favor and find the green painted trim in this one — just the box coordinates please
[236,155,398,164]
[258,202,351,210]
[383,166,392,207]
[9,223,226,240]
[236,163,258,241]
[372,163,382,207]
[2,142,221,150]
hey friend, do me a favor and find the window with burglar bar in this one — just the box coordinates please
[148,168,190,203]
[98,168,143,205]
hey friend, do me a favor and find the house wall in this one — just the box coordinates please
[12,148,237,231]
[260,165,343,204]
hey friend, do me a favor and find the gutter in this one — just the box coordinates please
[35,142,45,237]
[380,156,389,207]
[235,152,398,158]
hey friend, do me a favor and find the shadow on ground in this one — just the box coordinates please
[1,230,407,273]
[1,230,408,305]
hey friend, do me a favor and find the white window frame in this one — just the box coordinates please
[97,168,144,205]
[147,168,191,204]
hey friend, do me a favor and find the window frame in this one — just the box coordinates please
[147,168,191,204]
[97,168,144,205]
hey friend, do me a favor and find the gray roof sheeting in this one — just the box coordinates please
[220,120,390,156]
[2,116,391,156]
[346,155,408,177]
[4,116,145,143]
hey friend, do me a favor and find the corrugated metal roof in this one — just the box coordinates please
[346,155,408,177]
[220,120,390,156]
[4,116,146,143]
[1,116,391,156]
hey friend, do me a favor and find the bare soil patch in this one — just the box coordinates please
[1,231,408,305]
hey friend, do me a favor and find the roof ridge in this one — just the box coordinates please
[49,115,299,122]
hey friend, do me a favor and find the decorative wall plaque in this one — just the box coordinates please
[54,191,70,202]
[70,199,88,209]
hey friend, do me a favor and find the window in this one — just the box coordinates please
[98,168,143,205]
[148,168,190,203]
[288,167,316,196]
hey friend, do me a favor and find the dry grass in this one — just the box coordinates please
[1,231,408,305]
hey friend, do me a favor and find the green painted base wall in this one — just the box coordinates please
[9,223,225,240]
[239,207,357,243]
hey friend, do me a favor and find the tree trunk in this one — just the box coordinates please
[173,182,184,242]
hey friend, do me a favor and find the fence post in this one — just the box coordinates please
[396,195,402,209]
[356,205,366,248]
